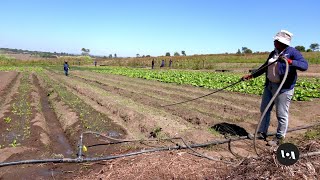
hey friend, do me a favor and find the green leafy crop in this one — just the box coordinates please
[86,67,319,101]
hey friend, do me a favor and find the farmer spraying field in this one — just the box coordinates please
[242,30,308,146]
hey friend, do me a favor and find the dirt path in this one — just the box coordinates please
[0,71,18,93]
[0,71,19,108]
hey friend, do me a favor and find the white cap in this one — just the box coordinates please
[273,30,293,46]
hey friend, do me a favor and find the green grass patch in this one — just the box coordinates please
[304,126,320,140]
[208,127,221,136]
[0,66,44,72]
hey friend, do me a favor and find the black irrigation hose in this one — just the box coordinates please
[80,131,226,162]
[0,123,319,168]
[253,58,289,156]
[228,123,320,158]
[161,79,243,107]
[301,151,320,158]
[83,123,320,159]
[0,136,249,168]
[268,123,320,136]
[81,131,246,162]
[228,139,243,158]
[161,56,281,107]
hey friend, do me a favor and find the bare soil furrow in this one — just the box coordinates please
[0,72,20,108]
[0,73,36,147]
[0,71,18,93]
[33,74,74,157]
[74,70,260,115]
[72,72,259,126]
[70,71,259,124]
[80,70,260,104]
[72,73,230,123]
[45,70,215,142]
[74,70,313,133]
[53,70,221,127]
[39,71,128,144]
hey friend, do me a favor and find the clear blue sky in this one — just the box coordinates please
[1,0,319,57]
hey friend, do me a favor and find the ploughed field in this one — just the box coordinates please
[0,67,319,179]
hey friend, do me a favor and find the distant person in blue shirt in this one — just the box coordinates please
[64,61,69,76]
[242,30,308,146]
[160,59,165,68]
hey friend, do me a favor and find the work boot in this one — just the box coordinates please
[267,136,284,146]
[257,132,267,141]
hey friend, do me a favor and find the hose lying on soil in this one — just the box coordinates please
[79,131,231,162]
[0,136,246,168]
[0,123,319,168]
[161,55,283,108]
[161,79,243,107]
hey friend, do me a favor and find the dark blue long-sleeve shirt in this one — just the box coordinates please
[252,47,308,92]
[64,63,69,71]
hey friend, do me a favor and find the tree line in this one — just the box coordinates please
[135,51,186,58]
[237,43,319,54]
[0,48,74,57]
[295,43,319,52]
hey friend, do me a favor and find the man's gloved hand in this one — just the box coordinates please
[280,56,293,65]
[241,74,253,81]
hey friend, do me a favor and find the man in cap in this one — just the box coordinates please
[242,30,308,146]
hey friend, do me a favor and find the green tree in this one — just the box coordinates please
[174,52,180,56]
[109,54,112,58]
[310,43,319,51]
[241,47,248,53]
[114,53,117,58]
[295,46,306,52]
[306,49,312,52]
[81,48,90,56]
[236,49,241,54]
[242,47,252,54]
[165,52,171,56]
[181,50,186,56]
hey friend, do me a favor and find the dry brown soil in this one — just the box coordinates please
[0,68,319,179]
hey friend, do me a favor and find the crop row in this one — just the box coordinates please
[0,66,44,72]
[0,72,32,148]
[38,71,122,134]
[87,67,320,101]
